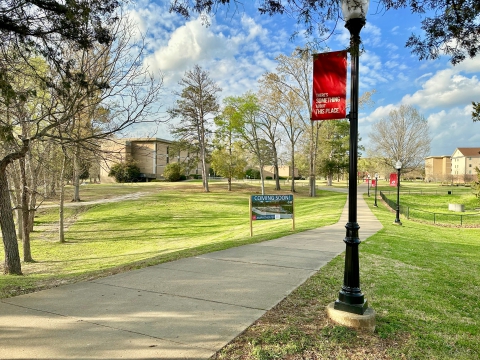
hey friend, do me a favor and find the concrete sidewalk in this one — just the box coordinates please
[0,185,382,360]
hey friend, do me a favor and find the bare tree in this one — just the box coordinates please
[257,85,284,191]
[0,14,163,274]
[168,65,221,192]
[368,105,431,173]
[259,73,305,192]
[274,49,320,197]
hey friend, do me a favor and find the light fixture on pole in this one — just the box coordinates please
[394,160,402,225]
[374,173,378,207]
[334,0,370,315]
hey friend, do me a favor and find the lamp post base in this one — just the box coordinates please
[327,302,376,332]
[394,219,402,225]
[334,299,369,315]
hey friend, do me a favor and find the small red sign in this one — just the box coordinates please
[389,173,398,187]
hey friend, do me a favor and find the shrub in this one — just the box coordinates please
[108,161,141,183]
[164,163,183,182]
[266,176,273,180]
[246,168,260,179]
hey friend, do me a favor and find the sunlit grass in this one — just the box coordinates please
[214,194,480,360]
[0,181,346,298]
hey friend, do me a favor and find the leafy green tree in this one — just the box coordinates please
[108,161,141,183]
[224,92,272,195]
[211,142,247,190]
[212,105,247,190]
[472,167,480,199]
[163,163,183,182]
[317,120,350,185]
[245,168,261,179]
[473,102,480,122]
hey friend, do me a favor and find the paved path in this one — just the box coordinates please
[0,184,382,360]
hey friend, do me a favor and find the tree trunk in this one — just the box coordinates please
[309,121,320,197]
[273,149,281,191]
[290,144,296,193]
[27,151,38,233]
[327,173,333,186]
[9,164,23,240]
[259,163,266,195]
[201,145,209,193]
[72,146,81,202]
[0,169,22,275]
[227,177,232,191]
[20,158,33,262]
[59,154,67,243]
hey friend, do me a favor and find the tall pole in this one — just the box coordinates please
[395,166,402,224]
[367,176,370,197]
[374,174,378,207]
[334,17,368,315]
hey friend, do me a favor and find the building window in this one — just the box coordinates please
[469,164,472,167]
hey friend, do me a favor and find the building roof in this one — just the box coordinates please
[455,147,480,157]
[425,155,451,159]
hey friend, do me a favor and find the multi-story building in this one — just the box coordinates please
[451,147,480,183]
[425,155,452,182]
[100,138,203,183]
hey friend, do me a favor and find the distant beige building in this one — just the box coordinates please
[263,165,299,179]
[425,155,452,182]
[451,147,480,183]
[100,138,203,183]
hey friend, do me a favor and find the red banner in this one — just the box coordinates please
[389,173,398,187]
[311,51,347,121]
[371,179,377,187]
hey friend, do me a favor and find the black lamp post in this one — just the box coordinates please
[394,160,402,225]
[367,174,371,197]
[334,0,370,315]
[374,173,378,207]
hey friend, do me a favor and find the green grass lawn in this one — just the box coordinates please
[0,181,347,298]
[3,180,479,359]
[377,183,480,226]
[214,194,480,360]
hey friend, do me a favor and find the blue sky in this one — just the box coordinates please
[126,0,480,157]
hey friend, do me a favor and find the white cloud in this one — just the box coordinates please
[362,103,398,124]
[126,1,182,51]
[427,105,478,155]
[455,56,480,73]
[363,23,381,47]
[384,60,398,69]
[143,16,236,84]
[402,68,480,109]
[141,12,288,100]
[241,15,269,41]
